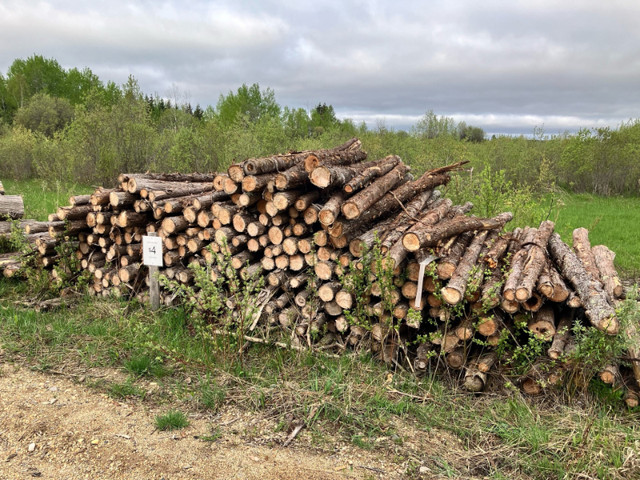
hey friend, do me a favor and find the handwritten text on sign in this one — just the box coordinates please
[142,235,163,267]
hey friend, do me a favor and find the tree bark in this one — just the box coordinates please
[441,230,489,305]
[0,195,24,220]
[548,315,572,360]
[515,220,555,302]
[572,227,601,284]
[341,163,410,220]
[502,227,536,301]
[548,233,618,334]
[403,212,513,252]
[343,155,401,193]
[243,138,362,176]
[592,245,624,299]
[436,231,474,279]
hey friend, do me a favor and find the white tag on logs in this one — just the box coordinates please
[142,235,163,267]
[414,254,439,309]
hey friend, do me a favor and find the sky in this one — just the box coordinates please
[1,0,639,135]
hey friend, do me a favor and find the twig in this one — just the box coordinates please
[358,465,386,474]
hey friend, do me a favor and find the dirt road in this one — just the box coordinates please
[0,364,432,480]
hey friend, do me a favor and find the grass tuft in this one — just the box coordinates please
[155,409,190,431]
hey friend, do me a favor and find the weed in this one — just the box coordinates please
[197,378,226,412]
[108,380,146,399]
[155,410,190,431]
[199,427,222,442]
[124,354,169,378]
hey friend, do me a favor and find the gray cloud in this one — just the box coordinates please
[1,0,639,133]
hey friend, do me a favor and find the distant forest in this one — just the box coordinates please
[1,55,639,196]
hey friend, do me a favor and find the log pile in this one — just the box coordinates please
[6,139,640,404]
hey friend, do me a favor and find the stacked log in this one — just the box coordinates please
[0,195,24,220]
[5,138,638,405]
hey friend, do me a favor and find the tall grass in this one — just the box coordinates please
[2,179,94,221]
[552,193,640,277]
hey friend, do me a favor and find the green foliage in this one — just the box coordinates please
[215,83,280,127]
[155,410,190,431]
[197,378,226,412]
[108,379,146,399]
[446,165,553,229]
[14,92,74,137]
[124,354,169,378]
[159,243,265,362]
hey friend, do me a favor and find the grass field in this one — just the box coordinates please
[2,179,95,221]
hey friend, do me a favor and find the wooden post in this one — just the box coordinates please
[143,232,162,311]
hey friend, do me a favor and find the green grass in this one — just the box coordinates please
[155,409,190,431]
[2,179,94,221]
[108,379,147,399]
[553,192,640,278]
[0,282,638,478]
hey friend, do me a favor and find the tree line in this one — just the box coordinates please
[1,55,638,196]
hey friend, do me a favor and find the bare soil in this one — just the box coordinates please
[0,364,464,480]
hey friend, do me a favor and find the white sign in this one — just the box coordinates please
[142,235,163,267]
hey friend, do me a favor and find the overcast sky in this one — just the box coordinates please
[1,0,639,134]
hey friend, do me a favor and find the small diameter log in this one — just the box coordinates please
[343,155,401,194]
[455,318,475,341]
[502,227,536,301]
[624,317,640,388]
[624,390,639,408]
[319,192,345,226]
[483,233,511,269]
[515,220,555,302]
[536,262,554,299]
[463,363,488,392]
[386,198,452,269]
[380,189,436,252]
[161,216,190,235]
[315,261,333,281]
[441,231,489,305]
[547,315,572,360]
[599,364,619,385]
[521,292,544,313]
[403,212,513,252]
[57,204,94,221]
[118,263,141,283]
[592,245,624,299]
[309,164,362,190]
[446,347,467,369]
[0,195,25,220]
[548,233,618,334]
[341,163,410,220]
[348,216,396,258]
[273,190,302,211]
[335,290,354,310]
[318,281,341,302]
[477,352,497,373]
[527,305,556,341]
[480,267,503,310]
[549,266,570,302]
[572,227,601,284]
[437,231,474,279]
[477,311,505,337]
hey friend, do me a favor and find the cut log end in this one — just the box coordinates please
[341,202,360,220]
[441,287,462,306]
